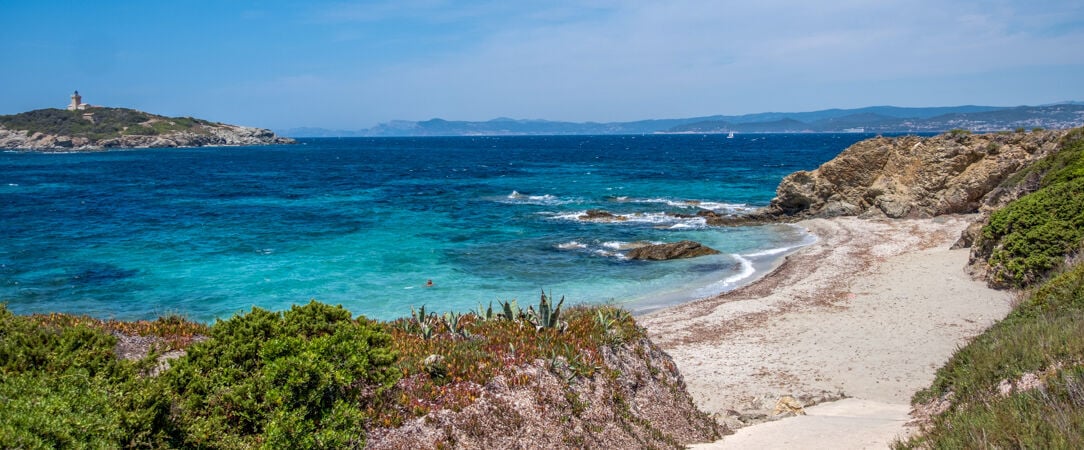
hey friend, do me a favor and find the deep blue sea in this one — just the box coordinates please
[1,134,878,322]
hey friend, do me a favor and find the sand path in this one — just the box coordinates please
[639,216,1013,449]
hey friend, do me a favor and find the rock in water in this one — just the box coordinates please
[578,209,628,221]
[625,240,721,260]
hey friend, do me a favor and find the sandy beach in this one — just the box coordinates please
[639,215,1014,448]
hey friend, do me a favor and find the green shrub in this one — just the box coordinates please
[0,371,126,448]
[0,305,140,448]
[161,300,398,449]
[982,128,1084,287]
[124,124,157,135]
[0,300,650,447]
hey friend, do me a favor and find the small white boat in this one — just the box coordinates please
[727,131,735,139]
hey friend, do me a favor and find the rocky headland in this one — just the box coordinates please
[757,129,1067,220]
[0,107,294,151]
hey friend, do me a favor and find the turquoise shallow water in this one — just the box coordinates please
[0,134,876,322]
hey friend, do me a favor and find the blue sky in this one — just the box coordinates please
[1,1,1082,130]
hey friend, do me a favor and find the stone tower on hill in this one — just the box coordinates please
[67,90,86,111]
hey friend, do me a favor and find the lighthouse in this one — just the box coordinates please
[67,90,84,111]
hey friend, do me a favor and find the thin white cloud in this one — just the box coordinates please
[202,0,1084,127]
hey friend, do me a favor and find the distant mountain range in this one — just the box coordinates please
[279,103,1084,137]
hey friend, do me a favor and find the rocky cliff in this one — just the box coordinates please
[759,130,1067,220]
[0,108,294,151]
[367,337,723,449]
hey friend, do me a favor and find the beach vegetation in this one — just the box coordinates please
[159,300,398,448]
[124,124,157,135]
[376,301,643,426]
[0,296,648,448]
[0,305,157,448]
[981,127,1084,287]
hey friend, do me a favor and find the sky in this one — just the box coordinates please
[1,0,1083,130]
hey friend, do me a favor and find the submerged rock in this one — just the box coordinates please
[626,240,721,260]
[579,209,628,221]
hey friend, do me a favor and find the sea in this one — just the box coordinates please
[1,133,881,323]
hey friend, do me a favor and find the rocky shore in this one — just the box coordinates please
[764,129,1066,219]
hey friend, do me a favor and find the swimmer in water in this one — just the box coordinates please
[425,279,433,287]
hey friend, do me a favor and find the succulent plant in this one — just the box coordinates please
[497,298,522,321]
[476,301,496,321]
[527,290,567,332]
[442,311,470,338]
[410,305,435,339]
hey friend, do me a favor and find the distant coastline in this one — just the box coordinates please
[281,102,1084,137]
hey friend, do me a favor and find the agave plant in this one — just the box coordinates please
[527,290,567,332]
[442,311,470,338]
[410,305,435,339]
[475,301,497,321]
[595,308,627,331]
[496,298,523,321]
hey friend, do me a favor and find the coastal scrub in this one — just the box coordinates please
[981,127,1084,287]
[0,108,211,141]
[0,296,717,449]
[0,306,143,447]
[159,301,399,449]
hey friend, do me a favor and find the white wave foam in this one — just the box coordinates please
[503,191,577,206]
[697,202,756,213]
[742,246,795,258]
[593,249,627,260]
[663,223,698,230]
[722,254,755,285]
[546,210,709,229]
[600,240,657,250]
[601,241,627,250]
[614,197,752,213]
[557,240,588,250]
[550,211,587,221]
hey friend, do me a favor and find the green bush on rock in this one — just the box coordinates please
[981,128,1084,287]
[0,306,139,448]
[161,300,398,449]
[1,298,672,448]
[0,301,399,449]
